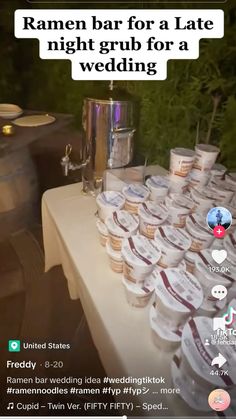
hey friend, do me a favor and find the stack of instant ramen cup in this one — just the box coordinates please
[95,143,236,413]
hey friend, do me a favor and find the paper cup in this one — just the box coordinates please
[138,201,168,239]
[208,182,235,204]
[150,304,182,351]
[122,275,155,308]
[122,184,150,214]
[190,188,215,214]
[105,210,139,251]
[168,176,189,194]
[145,176,169,201]
[225,172,236,189]
[106,240,123,273]
[165,194,194,228]
[168,205,191,228]
[165,193,194,211]
[96,191,125,222]
[169,148,195,178]
[171,349,211,412]
[196,297,226,318]
[154,268,203,327]
[187,169,210,190]
[193,144,220,172]
[185,214,214,252]
[154,226,191,268]
[210,163,227,182]
[121,235,161,284]
[155,259,186,273]
[96,219,108,246]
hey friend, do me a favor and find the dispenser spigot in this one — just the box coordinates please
[61,144,90,176]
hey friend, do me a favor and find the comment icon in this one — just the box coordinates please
[211,285,228,301]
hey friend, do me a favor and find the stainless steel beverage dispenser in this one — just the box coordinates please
[61,83,135,194]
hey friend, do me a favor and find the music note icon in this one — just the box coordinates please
[7,402,14,410]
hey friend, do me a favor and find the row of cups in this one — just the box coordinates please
[95,204,236,409]
[96,211,236,338]
[96,187,234,260]
[96,205,207,341]
[169,145,236,204]
[96,187,236,301]
[169,144,220,181]
[98,173,236,235]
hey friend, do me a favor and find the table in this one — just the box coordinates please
[42,178,197,418]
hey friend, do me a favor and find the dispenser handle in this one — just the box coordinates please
[112,127,136,134]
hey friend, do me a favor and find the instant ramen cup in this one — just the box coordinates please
[193,144,220,172]
[145,176,169,201]
[187,169,210,190]
[210,163,227,182]
[185,214,214,252]
[169,148,195,178]
[138,201,168,239]
[184,251,199,274]
[196,297,226,318]
[96,191,125,222]
[208,182,235,204]
[96,219,108,247]
[106,240,123,273]
[105,210,139,251]
[165,193,194,211]
[155,259,186,273]
[190,188,215,214]
[168,176,189,194]
[154,226,191,268]
[122,184,150,214]
[171,348,211,412]
[122,275,155,308]
[154,268,203,327]
[121,235,161,284]
[165,194,194,228]
[225,172,236,189]
[149,304,182,351]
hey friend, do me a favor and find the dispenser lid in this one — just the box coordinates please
[85,85,134,103]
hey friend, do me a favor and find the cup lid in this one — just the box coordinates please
[154,268,203,313]
[149,304,182,343]
[155,225,191,251]
[122,235,161,266]
[171,147,195,157]
[146,175,169,190]
[122,184,150,202]
[105,210,139,237]
[195,144,220,153]
[96,191,125,208]
[122,274,155,296]
[138,201,168,224]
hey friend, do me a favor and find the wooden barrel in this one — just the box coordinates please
[0,149,38,240]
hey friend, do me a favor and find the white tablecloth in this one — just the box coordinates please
[42,176,194,417]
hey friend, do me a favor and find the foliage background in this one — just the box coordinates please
[1,1,236,169]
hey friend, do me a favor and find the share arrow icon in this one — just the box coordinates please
[211,353,227,368]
